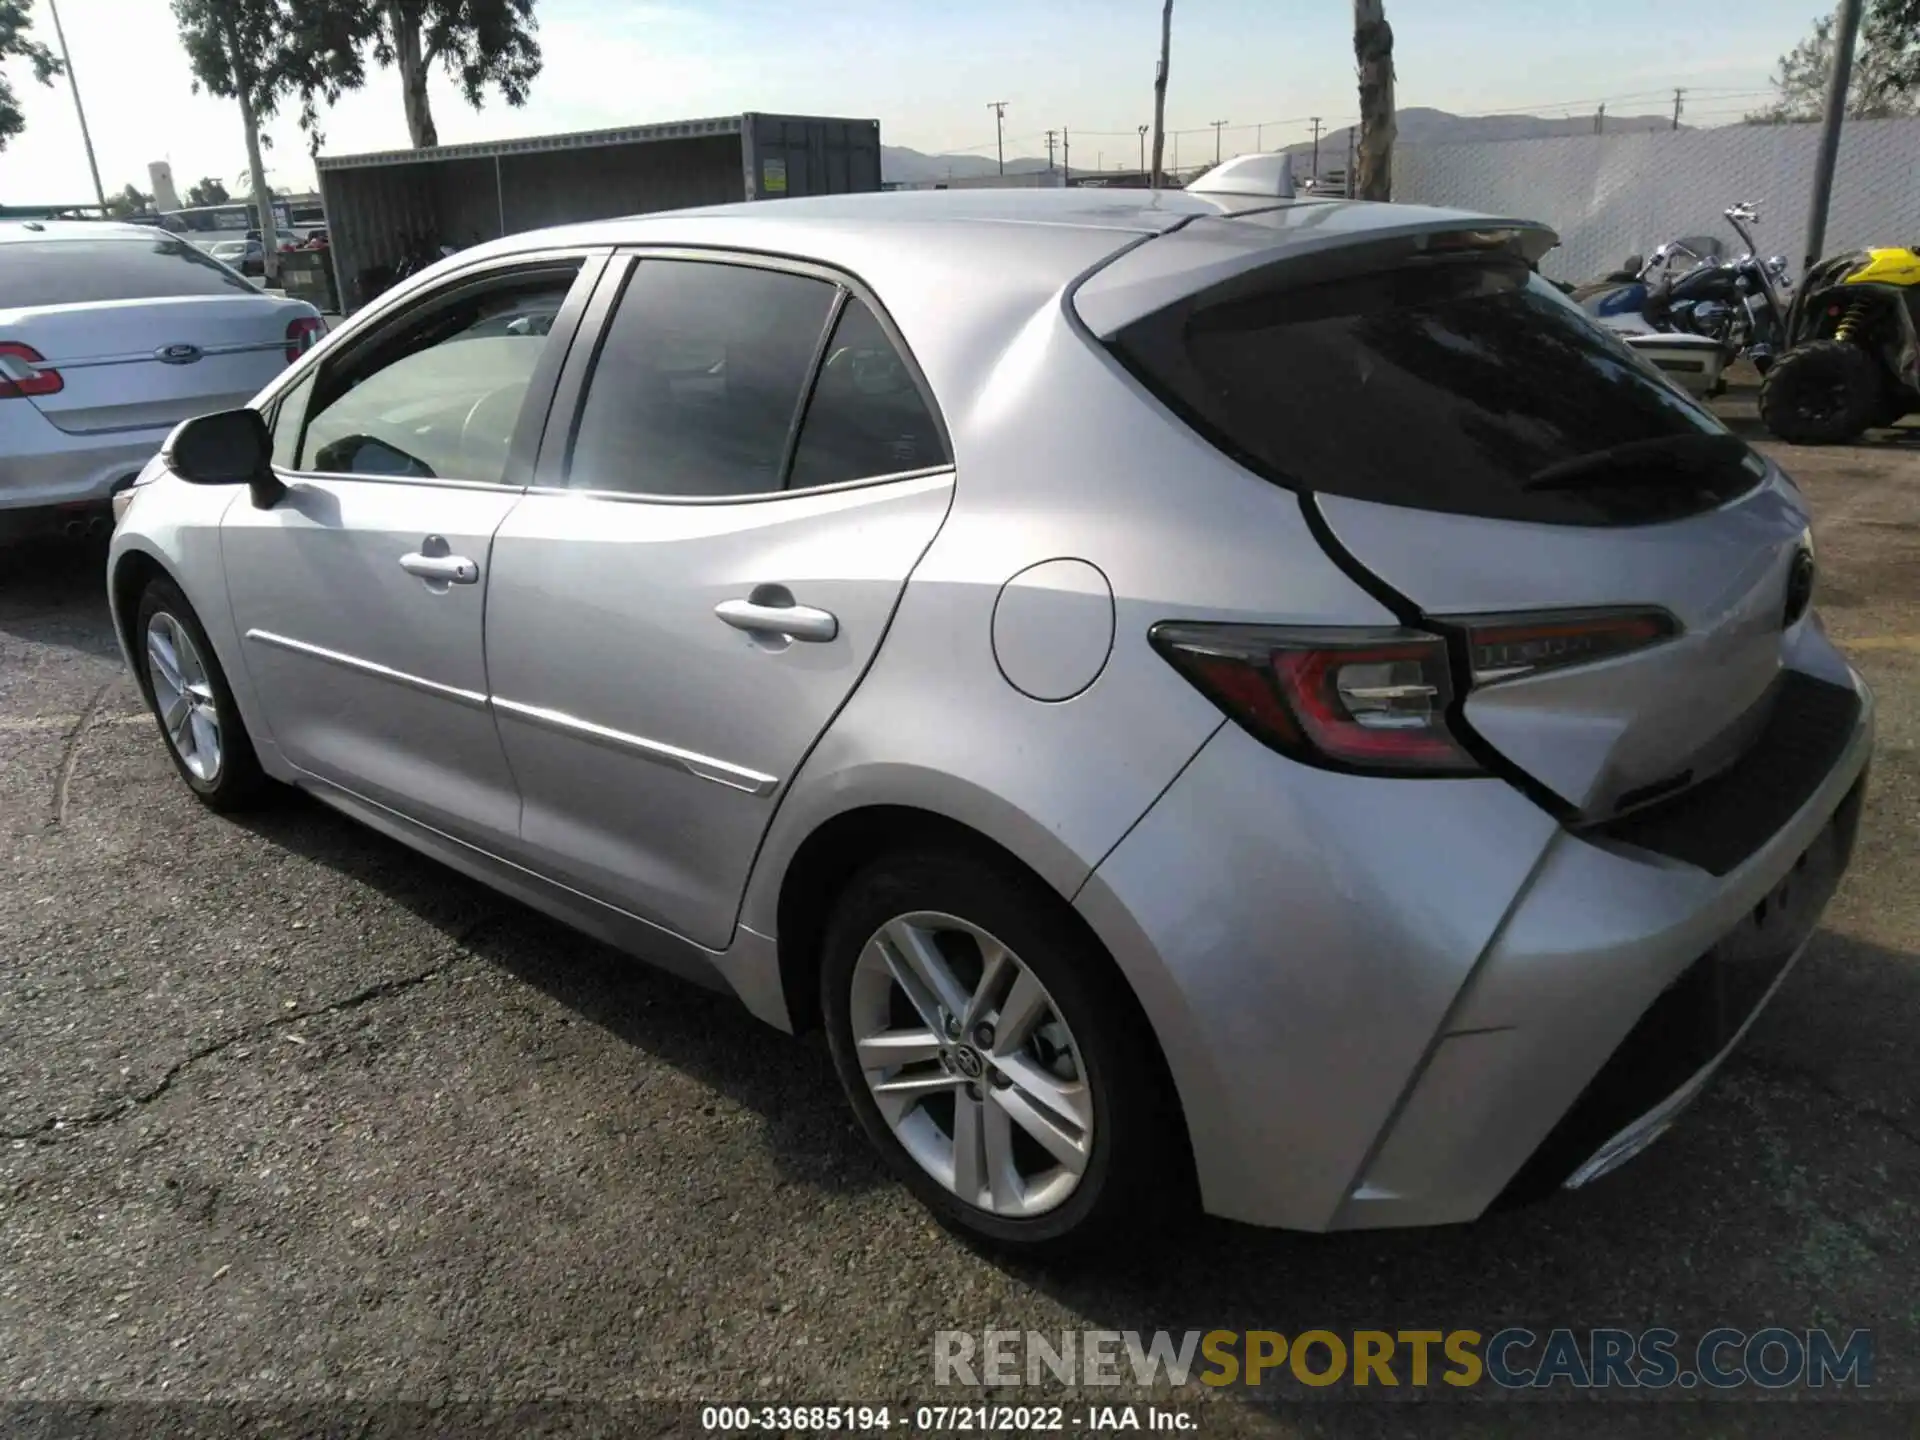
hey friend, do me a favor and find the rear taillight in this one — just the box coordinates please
[0,342,64,399]
[1153,607,1679,777]
[1461,608,1677,685]
[1151,624,1480,775]
[285,315,324,362]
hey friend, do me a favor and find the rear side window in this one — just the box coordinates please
[0,238,254,307]
[789,297,946,487]
[1109,257,1760,525]
[569,260,837,498]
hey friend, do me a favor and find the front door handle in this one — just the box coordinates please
[400,535,478,587]
[715,590,838,643]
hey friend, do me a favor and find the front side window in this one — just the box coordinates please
[296,269,578,483]
[568,259,837,498]
[269,371,315,471]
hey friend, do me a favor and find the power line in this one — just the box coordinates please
[919,82,1793,165]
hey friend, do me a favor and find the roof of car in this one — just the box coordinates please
[477,186,1547,277]
[0,219,175,243]
[580,185,1322,239]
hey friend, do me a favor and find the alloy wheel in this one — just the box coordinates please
[145,611,222,783]
[850,911,1093,1217]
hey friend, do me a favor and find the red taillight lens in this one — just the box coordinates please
[285,315,324,362]
[1463,608,1677,685]
[1151,624,1482,775]
[0,342,64,399]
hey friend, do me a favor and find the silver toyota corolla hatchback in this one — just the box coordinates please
[109,175,1872,1252]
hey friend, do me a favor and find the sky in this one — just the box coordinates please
[0,0,1834,204]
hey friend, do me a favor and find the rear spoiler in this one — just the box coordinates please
[1073,209,1561,339]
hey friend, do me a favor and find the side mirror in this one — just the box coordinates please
[1621,253,1644,274]
[162,408,285,509]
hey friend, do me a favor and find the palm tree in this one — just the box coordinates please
[1354,0,1395,200]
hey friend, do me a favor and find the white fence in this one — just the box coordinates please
[1395,118,1920,282]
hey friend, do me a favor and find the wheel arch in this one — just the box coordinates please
[773,802,1084,1035]
[109,545,173,680]
[107,528,285,774]
[768,798,1198,1190]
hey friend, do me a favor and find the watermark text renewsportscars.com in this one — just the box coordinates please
[934,1327,1873,1391]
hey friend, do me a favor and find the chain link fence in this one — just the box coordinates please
[1396,118,1920,282]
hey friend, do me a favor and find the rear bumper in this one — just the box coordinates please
[0,424,168,513]
[1077,650,1874,1232]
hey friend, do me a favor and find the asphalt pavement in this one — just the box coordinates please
[2,411,1918,1436]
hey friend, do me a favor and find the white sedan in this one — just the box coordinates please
[1,220,322,539]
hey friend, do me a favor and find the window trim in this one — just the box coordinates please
[259,248,608,492]
[534,244,953,506]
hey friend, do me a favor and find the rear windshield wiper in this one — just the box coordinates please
[1523,433,1753,491]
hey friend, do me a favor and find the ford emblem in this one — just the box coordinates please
[155,343,203,365]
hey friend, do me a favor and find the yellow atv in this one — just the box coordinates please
[1759,246,1920,444]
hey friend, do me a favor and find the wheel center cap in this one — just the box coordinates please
[952,1045,986,1080]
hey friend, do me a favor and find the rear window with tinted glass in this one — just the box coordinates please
[1108,256,1763,526]
[0,237,254,307]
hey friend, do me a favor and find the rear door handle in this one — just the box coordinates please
[715,593,838,643]
[400,548,478,585]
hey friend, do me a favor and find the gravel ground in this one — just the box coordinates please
[2,406,1917,1436]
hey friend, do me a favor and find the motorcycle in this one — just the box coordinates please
[354,234,463,307]
[1573,203,1793,394]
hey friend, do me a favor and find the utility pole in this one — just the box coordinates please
[45,0,107,213]
[988,101,1008,175]
[1256,123,1264,150]
[1137,124,1148,175]
[1595,102,1605,135]
[1346,124,1355,197]
[1671,88,1685,129]
[1151,0,1173,188]
[1045,129,1058,173]
[1309,115,1323,182]
[1063,126,1070,179]
[1210,119,1228,164]
[1805,0,1866,273]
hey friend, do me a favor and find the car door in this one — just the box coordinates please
[223,252,603,847]
[485,252,955,949]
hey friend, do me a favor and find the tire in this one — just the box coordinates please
[133,577,269,812]
[1758,339,1885,445]
[821,846,1192,1256]
[1870,389,1913,430]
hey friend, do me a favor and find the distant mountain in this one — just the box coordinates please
[883,107,1681,185]
[882,145,1055,184]
[1277,107,1679,174]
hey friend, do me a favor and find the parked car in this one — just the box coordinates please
[107,186,1871,1252]
[203,230,302,278]
[1,220,323,538]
